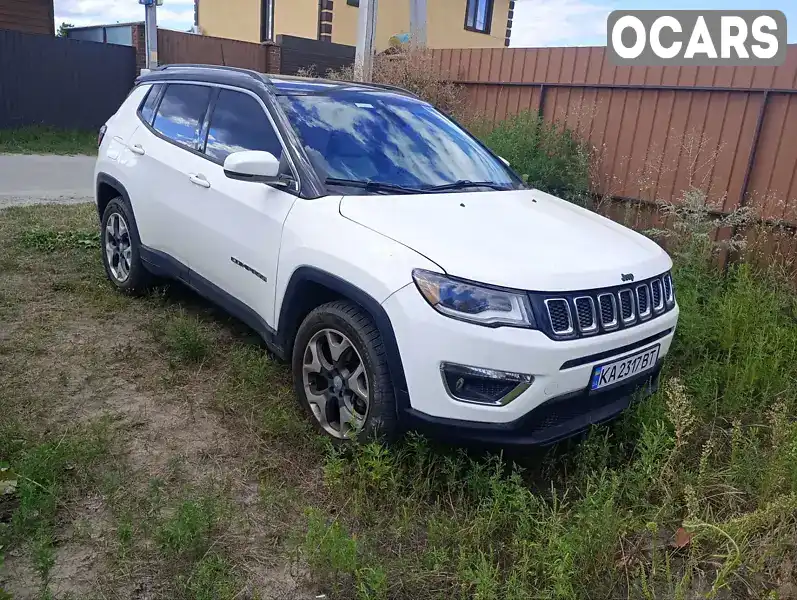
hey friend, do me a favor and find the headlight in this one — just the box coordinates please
[412,269,535,328]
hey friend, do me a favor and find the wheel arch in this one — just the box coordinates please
[96,173,131,221]
[277,267,410,412]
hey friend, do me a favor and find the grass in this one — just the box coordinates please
[0,125,97,155]
[157,495,224,559]
[1,199,796,599]
[0,421,110,594]
[162,313,213,364]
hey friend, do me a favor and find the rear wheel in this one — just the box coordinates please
[101,197,151,295]
[292,301,398,442]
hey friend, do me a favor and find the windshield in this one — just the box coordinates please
[277,91,523,193]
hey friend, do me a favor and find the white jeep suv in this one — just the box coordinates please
[95,65,678,445]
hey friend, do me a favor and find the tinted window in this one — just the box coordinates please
[278,91,520,191]
[465,0,493,33]
[204,90,283,163]
[153,84,211,148]
[138,84,162,125]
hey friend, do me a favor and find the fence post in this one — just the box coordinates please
[410,0,427,48]
[144,1,158,68]
[538,84,547,119]
[737,90,769,213]
[725,89,769,269]
[355,0,378,81]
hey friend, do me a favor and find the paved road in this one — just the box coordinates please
[0,154,95,209]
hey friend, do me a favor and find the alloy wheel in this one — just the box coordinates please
[302,328,370,439]
[104,212,132,283]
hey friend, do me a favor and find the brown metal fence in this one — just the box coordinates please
[155,29,281,73]
[152,31,354,79]
[430,46,797,230]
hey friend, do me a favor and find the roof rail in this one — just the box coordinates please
[356,80,419,98]
[155,64,265,82]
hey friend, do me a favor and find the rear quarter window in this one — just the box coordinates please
[137,84,163,126]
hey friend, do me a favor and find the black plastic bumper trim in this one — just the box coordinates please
[559,327,673,370]
[403,365,662,446]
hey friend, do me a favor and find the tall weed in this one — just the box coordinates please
[478,112,591,206]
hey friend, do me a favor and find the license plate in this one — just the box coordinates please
[590,345,660,391]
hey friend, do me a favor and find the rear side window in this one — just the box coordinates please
[138,84,163,125]
[152,84,212,149]
[204,89,283,164]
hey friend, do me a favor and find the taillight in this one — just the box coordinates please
[98,124,107,147]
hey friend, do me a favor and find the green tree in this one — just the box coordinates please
[57,22,74,37]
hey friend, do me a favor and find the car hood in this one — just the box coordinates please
[339,188,672,292]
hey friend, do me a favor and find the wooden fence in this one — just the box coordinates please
[0,28,135,130]
[430,45,797,229]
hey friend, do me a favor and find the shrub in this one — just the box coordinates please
[303,48,467,119]
[478,112,591,206]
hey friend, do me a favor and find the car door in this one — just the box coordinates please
[186,87,299,331]
[125,82,214,270]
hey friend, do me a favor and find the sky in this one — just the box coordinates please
[54,0,796,46]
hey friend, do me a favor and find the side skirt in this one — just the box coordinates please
[139,246,286,359]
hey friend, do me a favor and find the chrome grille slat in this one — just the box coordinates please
[650,279,664,312]
[636,284,652,319]
[574,296,598,334]
[663,273,674,305]
[545,298,574,336]
[618,289,636,324]
[597,293,618,330]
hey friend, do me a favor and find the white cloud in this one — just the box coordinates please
[511,0,613,47]
[55,0,194,30]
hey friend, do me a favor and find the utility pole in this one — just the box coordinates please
[354,0,378,82]
[409,0,427,49]
[141,0,159,69]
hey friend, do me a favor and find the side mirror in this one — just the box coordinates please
[223,151,281,182]
[498,156,511,167]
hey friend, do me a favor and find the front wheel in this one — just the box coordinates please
[292,301,399,443]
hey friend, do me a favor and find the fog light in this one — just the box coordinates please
[441,363,533,406]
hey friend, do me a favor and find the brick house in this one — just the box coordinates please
[0,0,55,36]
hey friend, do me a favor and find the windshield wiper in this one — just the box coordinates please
[325,177,421,195]
[423,180,513,192]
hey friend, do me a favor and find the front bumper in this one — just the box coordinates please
[383,283,678,442]
[404,365,661,445]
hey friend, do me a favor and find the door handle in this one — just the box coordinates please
[130,144,145,155]
[188,173,211,189]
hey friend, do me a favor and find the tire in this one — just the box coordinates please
[292,300,399,443]
[100,197,152,295]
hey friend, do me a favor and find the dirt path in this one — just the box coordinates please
[0,204,320,599]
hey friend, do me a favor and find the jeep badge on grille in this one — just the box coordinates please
[621,273,634,282]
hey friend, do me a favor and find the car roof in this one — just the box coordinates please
[136,64,418,100]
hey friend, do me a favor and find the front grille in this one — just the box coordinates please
[636,285,651,319]
[545,299,573,335]
[537,272,674,340]
[573,296,597,333]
